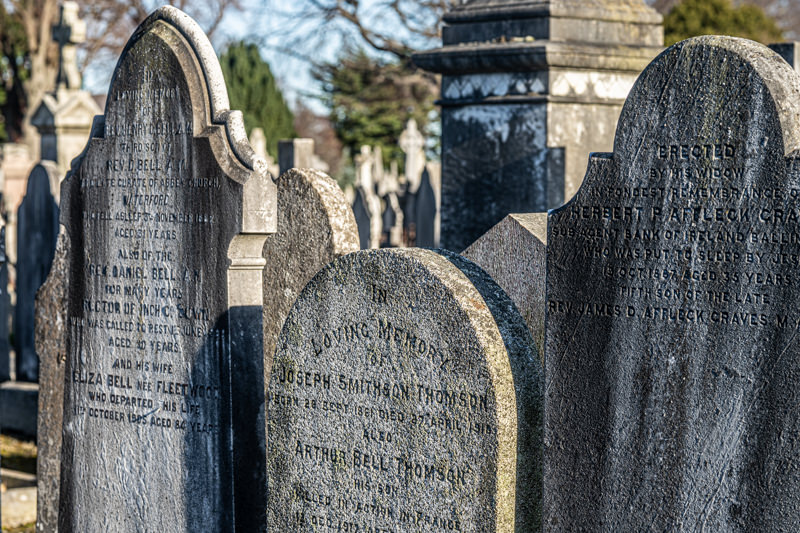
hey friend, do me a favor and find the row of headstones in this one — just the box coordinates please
[351,126,440,250]
[30,6,800,533]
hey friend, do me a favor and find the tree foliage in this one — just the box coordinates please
[0,3,29,142]
[314,48,435,170]
[219,41,295,159]
[663,0,783,45]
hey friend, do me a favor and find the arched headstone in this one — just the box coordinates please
[546,36,800,530]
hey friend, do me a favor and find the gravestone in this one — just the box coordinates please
[415,167,438,247]
[35,229,69,533]
[546,36,800,530]
[57,7,275,533]
[14,162,60,381]
[278,138,314,175]
[464,213,546,352]
[261,167,359,377]
[267,248,542,531]
[0,226,9,382]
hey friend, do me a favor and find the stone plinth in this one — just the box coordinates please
[414,0,662,250]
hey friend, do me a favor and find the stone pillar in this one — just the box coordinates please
[414,0,663,251]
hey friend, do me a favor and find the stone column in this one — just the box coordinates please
[414,0,663,251]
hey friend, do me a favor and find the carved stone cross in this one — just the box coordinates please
[52,1,86,90]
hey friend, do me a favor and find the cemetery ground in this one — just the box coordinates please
[1,433,36,532]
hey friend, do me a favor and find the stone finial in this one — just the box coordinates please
[52,2,86,90]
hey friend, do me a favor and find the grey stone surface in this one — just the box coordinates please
[14,162,60,382]
[414,0,662,251]
[267,248,542,532]
[262,167,359,378]
[463,213,546,353]
[35,229,68,533]
[57,7,274,532]
[545,36,800,531]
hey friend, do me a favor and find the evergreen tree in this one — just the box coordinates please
[313,48,435,170]
[220,41,295,159]
[664,0,783,46]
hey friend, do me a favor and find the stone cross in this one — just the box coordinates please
[52,1,86,90]
[399,118,426,192]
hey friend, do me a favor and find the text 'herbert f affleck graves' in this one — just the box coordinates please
[267,248,543,532]
[58,7,274,533]
[546,36,800,531]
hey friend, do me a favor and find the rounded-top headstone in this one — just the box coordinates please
[58,7,274,533]
[546,36,800,531]
[268,248,542,532]
[262,167,359,375]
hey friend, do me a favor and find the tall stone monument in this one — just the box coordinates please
[414,0,663,250]
[57,7,275,532]
[14,162,60,381]
[546,36,800,530]
[267,248,542,531]
[31,1,101,178]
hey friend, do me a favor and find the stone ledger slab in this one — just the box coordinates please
[545,36,800,530]
[463,213,546,353]
[267,248,542,531]
[57,7,274,532]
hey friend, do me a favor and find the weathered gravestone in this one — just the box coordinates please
[35,229,69,533]
[267,248,542,532]
[546,36,800,531]
[464,213,546,353]
[261,167,359,377]
[58,7,275,532]
[15,162,60,381]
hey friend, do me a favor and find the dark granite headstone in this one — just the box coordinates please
[415,168,438,247]
[546,36,800,530]
[35,229,69,533]
[267,248,542,531]
[0,225,9,382]
[15,162,60,381]
[57,7,275,532]
[278,138,314,176]
[352,189,372,249]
